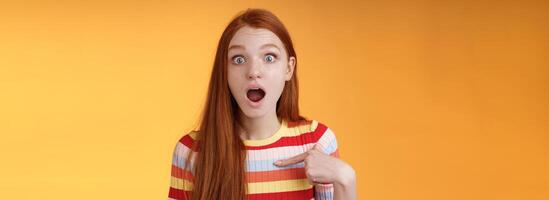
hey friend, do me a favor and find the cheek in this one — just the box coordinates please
[265,68,288,99]
[227,68,242,95]
[265,62,287,79]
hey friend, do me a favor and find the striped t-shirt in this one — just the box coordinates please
[168,119,340,200]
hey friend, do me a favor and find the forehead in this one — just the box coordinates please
[228,26,284,50]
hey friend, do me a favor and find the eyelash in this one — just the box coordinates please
[231,53,278,65]
[265,53,277,62]
[232,55,246,65]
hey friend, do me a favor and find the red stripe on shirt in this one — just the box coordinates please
[246,188,314,200]
[245,123,328,150]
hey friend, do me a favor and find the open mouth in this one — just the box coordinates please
[246,88,266,102]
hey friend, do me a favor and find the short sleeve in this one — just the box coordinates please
[314,126,339,200]
[168,134,196,200]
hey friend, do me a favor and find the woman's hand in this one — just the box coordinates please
[274,144,357,200]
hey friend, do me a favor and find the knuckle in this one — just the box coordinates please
[306,171,314,177]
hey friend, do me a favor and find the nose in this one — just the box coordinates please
[247,60,263,79]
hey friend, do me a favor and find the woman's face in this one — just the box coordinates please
[227,26,295,119]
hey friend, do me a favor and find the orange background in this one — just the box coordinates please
[1,0,548,199]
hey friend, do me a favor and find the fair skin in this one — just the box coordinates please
[227,26,356,200]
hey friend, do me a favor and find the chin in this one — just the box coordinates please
[240,108,268,119]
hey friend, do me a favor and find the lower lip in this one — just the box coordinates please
[246,97,264,108]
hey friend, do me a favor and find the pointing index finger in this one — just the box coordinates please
[274,152,308,167]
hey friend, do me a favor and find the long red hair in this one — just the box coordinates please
[189,8,304,200]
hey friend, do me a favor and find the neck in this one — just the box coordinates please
[238,111,281,140]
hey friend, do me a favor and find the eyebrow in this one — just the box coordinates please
[228,43,281,51]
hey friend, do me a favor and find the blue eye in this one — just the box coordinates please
[265,54,276,63]
[232,55,246,65]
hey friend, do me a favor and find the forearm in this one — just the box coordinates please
[333,164,357,200]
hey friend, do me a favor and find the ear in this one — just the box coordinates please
[285,56,296,81]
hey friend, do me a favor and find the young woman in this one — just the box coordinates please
[168,8,357,200]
